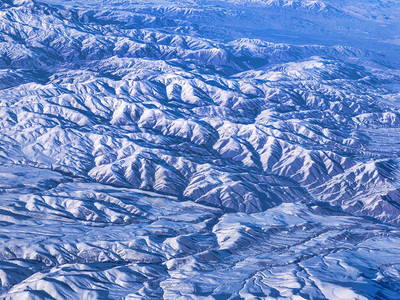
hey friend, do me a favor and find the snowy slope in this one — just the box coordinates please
[1,0,400,298]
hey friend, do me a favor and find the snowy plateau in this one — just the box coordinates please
[0,0,400,298]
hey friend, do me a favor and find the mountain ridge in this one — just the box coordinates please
[1,0,400,298]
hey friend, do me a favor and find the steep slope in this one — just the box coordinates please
[1,0,400,298]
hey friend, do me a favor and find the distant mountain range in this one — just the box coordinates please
[0,0,400,298]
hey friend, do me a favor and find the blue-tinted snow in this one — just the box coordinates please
[0,0,400,298]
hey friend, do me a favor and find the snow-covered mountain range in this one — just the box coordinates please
[1,0,400,298]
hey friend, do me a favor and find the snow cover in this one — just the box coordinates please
[0,0,400,298]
